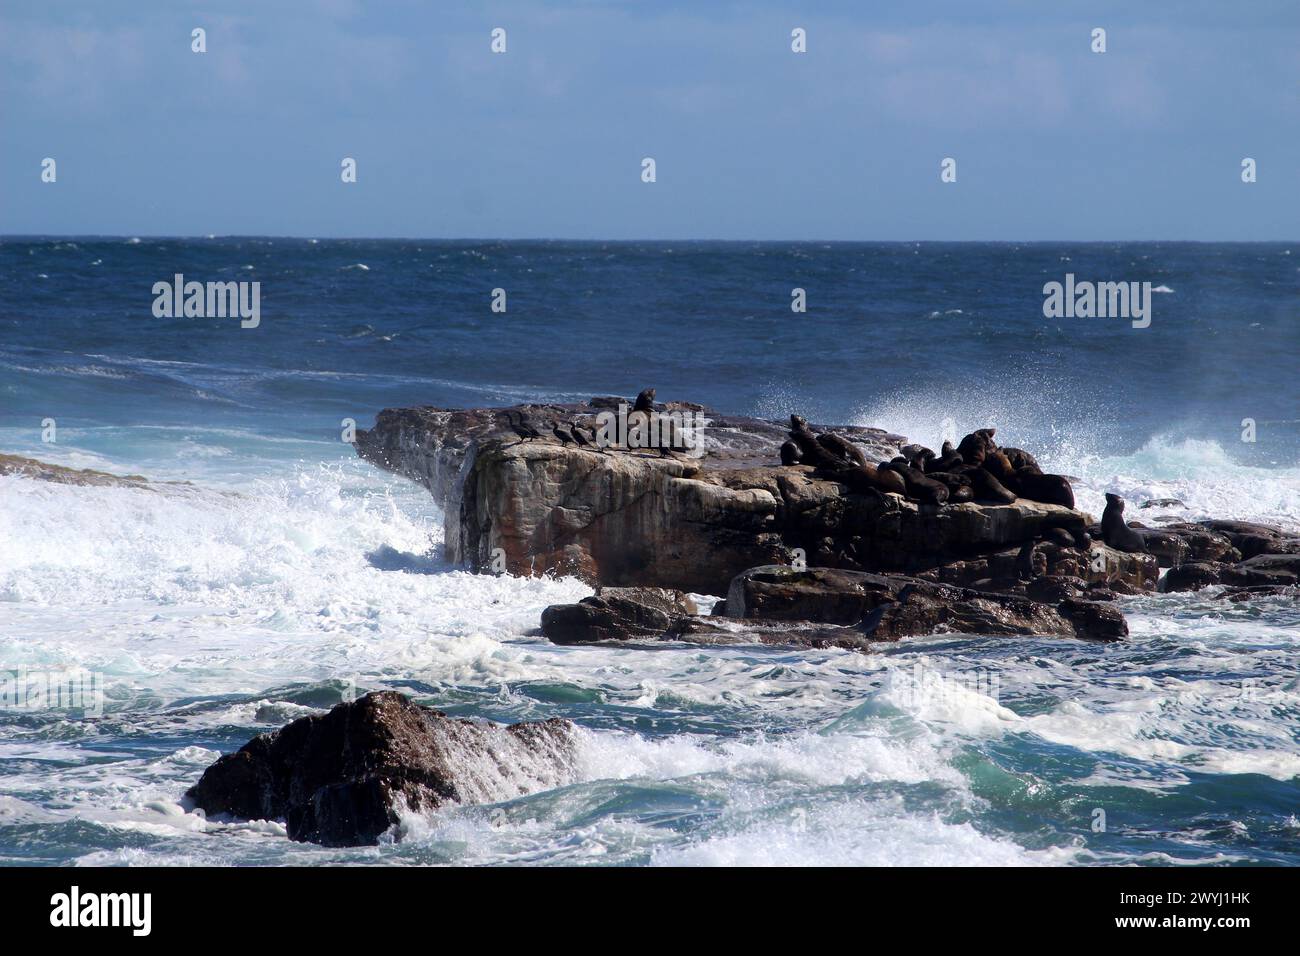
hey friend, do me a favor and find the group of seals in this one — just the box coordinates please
[783,415,910,498]
[779,420,1078,511]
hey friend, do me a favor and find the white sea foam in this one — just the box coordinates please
[2,432,1298,866]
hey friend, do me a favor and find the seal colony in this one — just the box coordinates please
[351,391,1300,646]
[780,416,1075,511]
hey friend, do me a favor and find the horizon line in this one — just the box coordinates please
[3,234,1298,244]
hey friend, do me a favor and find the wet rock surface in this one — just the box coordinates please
[186,691,577,846]
[356,395,1293,649]
[540,566,1127,648]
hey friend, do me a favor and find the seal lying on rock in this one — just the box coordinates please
[1011,469,1075,509]
[835,462,908,497]
[1101,493,1148,553]
[882,460,949,505]
[784,415,911,496]
[963,465,1017,504]
[817,431,869,467]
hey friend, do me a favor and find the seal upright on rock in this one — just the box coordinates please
[788,415,847,469]
[1102,493,1148,553]
[930,441,963,472]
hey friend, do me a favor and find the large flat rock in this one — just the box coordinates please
[354,398,1103,594]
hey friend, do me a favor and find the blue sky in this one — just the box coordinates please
[2,0,1297,239]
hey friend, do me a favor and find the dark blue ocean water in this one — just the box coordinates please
[1,238,1298,867]
[2,238,1297,464]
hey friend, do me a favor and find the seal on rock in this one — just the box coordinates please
[788,415,845,469]
[780,440,802,466]
[958,428,997,466]
[930,441,963,472]
[1001,447,1041,472]
[836,463,907,497]
[981,450,1017,483]
[963,466,1017,504]
[882,461,949,505]
[1101,493,1148,553]
[816,432,868,467]
[1012,469,1075,509]
[632,388,656,413]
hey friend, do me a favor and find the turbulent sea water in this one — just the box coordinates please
[1,237,1298,866]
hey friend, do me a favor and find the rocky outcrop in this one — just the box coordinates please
[354,398,1110,595]
[185,691,577,846]
[1159,543,1300,593]
[540,587,697,645]
[725,566,1127,642]
[1198,520,1300,560]
[354,395,1291,644]
[0,453,164,489]
[539,566,1126,648]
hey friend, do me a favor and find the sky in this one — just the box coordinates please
[1,0,1297,240]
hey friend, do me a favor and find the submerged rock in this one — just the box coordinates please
[185,691,577,847]
[0,453,159,488]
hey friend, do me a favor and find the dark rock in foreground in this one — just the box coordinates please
[186,691,577,846]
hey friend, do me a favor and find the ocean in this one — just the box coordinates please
[1,237,1298,866]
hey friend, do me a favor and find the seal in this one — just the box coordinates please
[632,388,656,413]
[780,440,802,466]
[958,428,997,466]
[837,462,907,497]
[788,415,845,469]
[1101,493,1148,553]
[1013,469,1075,509]
[1015,540,1039,581]
[1041,527,1076,548]
[930,441,963,472]
[926,476,973,503]
[883,461,949,505]
[981,450,1017,483]
[963,465,1017,504]
[816,432,868,467]
[1001,447,1041,472]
